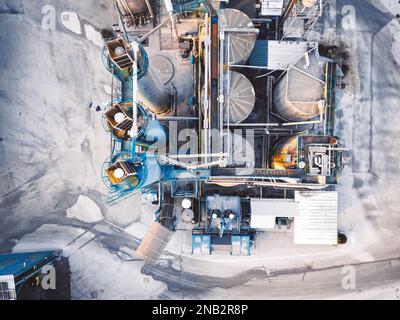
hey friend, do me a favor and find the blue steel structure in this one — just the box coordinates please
[0,251,62,296]
[101,35,209,205]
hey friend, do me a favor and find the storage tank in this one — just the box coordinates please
[273,55,325,122]
[271,136,298,170]
[137,55,173,115]
[226,71,256,124]
[104,39,172,115]
[219,9,258,65]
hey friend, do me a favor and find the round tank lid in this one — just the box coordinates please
[149,55,174,85]
[227,71,256,123]
[114,46,126,56]
[219,9,257,64]
[113,168,125,179]
[114,112,125,123]
[182,198,192,209]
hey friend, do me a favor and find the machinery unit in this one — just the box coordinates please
[98,0,347,261]
[271,136,298,170]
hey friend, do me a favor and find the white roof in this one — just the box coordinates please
[294,191,338,245]
[267,41,318,70]
[250,198,299,229]
[261,0,284,16]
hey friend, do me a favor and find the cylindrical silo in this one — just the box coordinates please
[273,55,325,122]
[226,71,256,124]
[271,136,298,170]
[137,55,173,115]
[219,9,258,65]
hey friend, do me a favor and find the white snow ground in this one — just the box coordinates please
[66,195,103,223]
[1,0,400,300]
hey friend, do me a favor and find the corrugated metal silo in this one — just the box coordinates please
[226,71,256,123]
[219,9,258,65]
[273,55,325,122]
[137,55,173,115]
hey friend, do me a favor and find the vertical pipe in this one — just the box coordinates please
[131,42,138,141]
[164,0,179,40]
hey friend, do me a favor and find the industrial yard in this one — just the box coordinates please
[1,0,400,300]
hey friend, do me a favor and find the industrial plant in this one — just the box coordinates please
[2,0,400,301]
[101,0,347,261]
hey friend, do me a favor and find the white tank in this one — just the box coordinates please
[219,9,258,65]
[226,71,256,124]
[273,55,326,122]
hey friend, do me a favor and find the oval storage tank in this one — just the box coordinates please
[226,71,256,123]
[219,9,258,65]
[271,136,298,170]
[137,55,173,115]
[273,55,325,122]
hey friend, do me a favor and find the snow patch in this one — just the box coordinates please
[66,195,103,223]
[61,12,81,35]
[84,24,103,47]
[12,224,87,256]
[124,222,149,239]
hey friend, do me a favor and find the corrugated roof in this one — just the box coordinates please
[249,40,268,67]
[294,191,338,245]
[266,41,318,70]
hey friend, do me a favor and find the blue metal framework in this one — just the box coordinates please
[0,251,62,293]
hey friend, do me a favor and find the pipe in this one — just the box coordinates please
[139,14,178,43]
[164,0,179,40]
[130,42,139,140]
[158,154,227,171]
[156,116,199,121]
[205,177,329,190]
